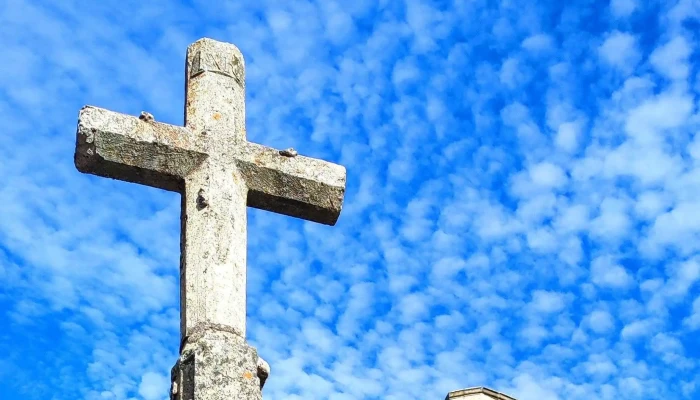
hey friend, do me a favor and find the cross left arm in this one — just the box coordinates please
[75,106,207,192]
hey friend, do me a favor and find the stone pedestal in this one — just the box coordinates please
[170,329,269,400]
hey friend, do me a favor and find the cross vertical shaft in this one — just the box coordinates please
[180,40,249,342]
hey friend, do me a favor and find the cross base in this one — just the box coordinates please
[170,329,269,400]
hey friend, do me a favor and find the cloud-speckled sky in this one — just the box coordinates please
[2,0,700,399]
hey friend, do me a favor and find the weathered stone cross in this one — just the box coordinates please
[73,38,346,399]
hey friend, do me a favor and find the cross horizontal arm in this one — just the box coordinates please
[75,106,207,192]
[235,143,346,225]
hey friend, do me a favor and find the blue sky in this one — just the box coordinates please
[1,0,699,399]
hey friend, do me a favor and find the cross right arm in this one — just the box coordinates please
[75,106,207,192]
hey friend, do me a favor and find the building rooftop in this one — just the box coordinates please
[445,386,516,400]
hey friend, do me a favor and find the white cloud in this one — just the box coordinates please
[519,324,550,347]
[610,0,637,18]
[583,354,618,379]
[512,162,568,198]
[683,296,700,329]
[598,31,640,73]
[634,191,669,220]
[644,202,700,256]
[517,193,557,224]
[590,256,634,289]
[555,121,581,153]
[650,36,692,81]
[590,198,631,241]
[624,90,694,145]
[522,34,554,53]
[138,372,168,400]
[431,256,468,281]
[530,290,567,314]
[586,310,615,334]
[665,259,700,300]
[396,293,431,324]
[621,319,656,340]
[554,204,589,234]
[650,333,684,355]
[526,227,559,254]
[530,162,568,189]
[500,57,529,89]
[506,373,560,400]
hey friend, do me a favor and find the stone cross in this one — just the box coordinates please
[73,38,346,399]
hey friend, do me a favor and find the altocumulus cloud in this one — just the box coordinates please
[1,0,700,399]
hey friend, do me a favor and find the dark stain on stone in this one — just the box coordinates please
[197,189,208,210]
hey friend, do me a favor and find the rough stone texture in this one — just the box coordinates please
[75,105,204,192]
[74,37,348,399]
[170,329,264,400]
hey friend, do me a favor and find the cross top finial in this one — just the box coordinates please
[185,38,246,140]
